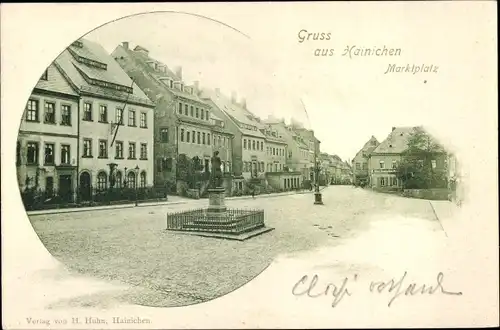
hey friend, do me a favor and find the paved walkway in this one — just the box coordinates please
[26,189,318,216]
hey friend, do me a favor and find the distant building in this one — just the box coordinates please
[368,126,447,190]
[54,39,155,200]
[352,136,379,185]
[17,63,79,201]
[112,42,216,189]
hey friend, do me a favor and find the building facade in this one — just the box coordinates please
[112,43,215,189]
[17,64,80,201]
[53,39,155,200]
[352,136,379,186]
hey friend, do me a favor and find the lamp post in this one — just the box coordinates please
[313,139,323,205]
[134,165,139,206]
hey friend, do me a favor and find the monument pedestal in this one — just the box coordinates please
[207,187,227,213]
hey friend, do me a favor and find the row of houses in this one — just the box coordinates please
[351,126,464,203]
[17,38,334,203]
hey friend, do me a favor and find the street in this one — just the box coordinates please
[29,186,443,309]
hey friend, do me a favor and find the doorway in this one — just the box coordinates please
[59,174,73,202]
[79,172,91,201]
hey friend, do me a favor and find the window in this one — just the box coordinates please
[83,139,92,157]
[362,163,368,170]
[178,102,182,114]
[60,145,70,164]
[392,160,397,169]
[356,162,361,170]
[380,177,386,186]
[213,135,216,146]
[128,142,136,159]
[16,142,21,166]
[140,112,147,128]
[244,139,247,149]
[115,108,123,125]
[115,141,123,159]
[202,133,206,144]
[260,162,264,172]
[127,172,136,188]
[115,171,122,188]
[218,136,221,147]
[431,160,437,169]
[192,130,195,143]
[252,140,255,150]
[391,177,398,186]
[128,110,136,126]
[260,141,263,151]
[197,132,201,144]
[206,111,210,121]
[61,105,71,125]
[201,109,204,120]
[160,128,169,143]
[98,140,108,158]
[207,133,211,145]
[99,105,108,122]
[185,104,189,116]
[44,102,56,123]
[44,143,55,165]
[83,102,92,121]
[140,143,147,159]
[26,99,39,122]
[26,142,39,164]
[41,69,48,80]
[195,107,199,118]
[169,80,173,88]
[190,106,194,117]
[180,129,185,142]
[186,131,191,143]
[140,171,146,188]
[97,171,107,191]
[379,161,385,169]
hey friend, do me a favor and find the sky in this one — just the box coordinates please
[83,4,493,162]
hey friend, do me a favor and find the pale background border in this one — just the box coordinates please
[1,2,498,329]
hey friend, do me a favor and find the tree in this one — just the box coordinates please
[396,127,448,189]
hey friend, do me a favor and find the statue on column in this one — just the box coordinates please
[210,151,223,188]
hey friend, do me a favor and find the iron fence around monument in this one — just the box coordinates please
[166,208,265,234]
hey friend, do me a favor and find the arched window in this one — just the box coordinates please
[127,172,136,188]
[140,171,146,188]
[97,171,107,191]
[115,171,122,188]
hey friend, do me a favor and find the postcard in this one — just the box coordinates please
[1,2,498,329]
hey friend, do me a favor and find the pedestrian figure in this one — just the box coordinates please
[251,186,255,199]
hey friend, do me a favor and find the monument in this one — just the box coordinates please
[166,151,274,240]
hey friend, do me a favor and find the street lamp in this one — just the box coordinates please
[134,165,139,206]
[313,140,324,205]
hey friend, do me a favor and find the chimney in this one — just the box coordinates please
[231,91,237,103]
[392,127,396,131]
[122,42,129,50]
[240,97,247,109]
[175,66,183,80]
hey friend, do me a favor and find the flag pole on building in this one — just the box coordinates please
[110,79,135,147]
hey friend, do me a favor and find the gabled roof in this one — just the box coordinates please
[353,135,380,160]
[371,127,416,154]
[115,44,210,106]
[34,63,78,97]
[54,38,153,106]
[201,89,266,138]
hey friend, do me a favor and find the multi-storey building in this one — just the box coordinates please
[53,39,155,200]
[368,126,448,190]
[17,64,80,201]
[201,89,267,180]
[352,136,379,186]
[291,125,321,182]
[112,43,215,188]
[210,113,233,173]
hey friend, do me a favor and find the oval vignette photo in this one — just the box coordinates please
[15,10,468,311]
[16,11,327,309]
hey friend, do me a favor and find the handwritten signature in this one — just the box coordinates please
[292,272,462,308]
